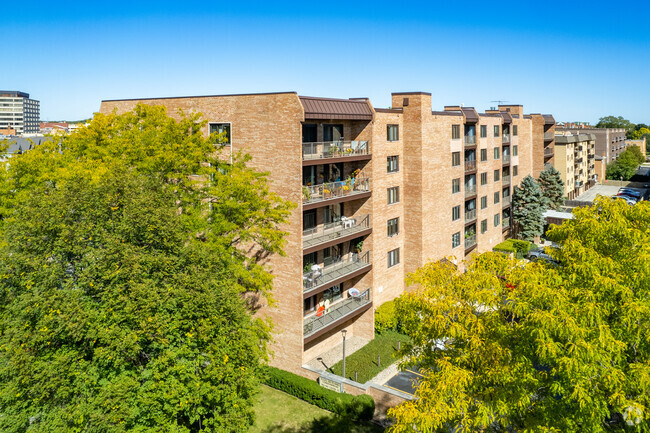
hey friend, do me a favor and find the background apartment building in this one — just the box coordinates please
[558,127,627,165]
[554,132,596,199]
[0,91,40,135]
[100,91,553,374]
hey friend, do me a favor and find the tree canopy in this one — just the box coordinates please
[389,197,650,432]
[596,116,635,134]
[0,105,293,432]
[512,175,548,241]
[537,166,565,210]
[606,145,645,181]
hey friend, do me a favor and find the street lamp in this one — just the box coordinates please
[341,329,348,379]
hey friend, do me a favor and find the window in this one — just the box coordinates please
[494,147,500,160]
[387,217,399,237]
[387,125,399,141]
[480,125,487,138]
[388,248,400,268]
[494,125,500,137]
[323,284,342,303]
[387,156,399,173]
[481,219,488,234]
[452,124,461,139]
[513,125,518,136]
[387,187,400,204]
[513,145,518,156]
[452,152,461,167]
[209,123,231,145]
[452,232,461,248]
[480,149,487,161]
[481,196,488,209]
[494,214,500,227]
[513,165,518,176]
[480,172,488,185]
[452,178,460,194]
[494,169,500,182]
[494,192,500,204]
[452,205,461,221]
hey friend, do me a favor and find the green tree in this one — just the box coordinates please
[511,175,547,241]
[595,115,635,136]
[537,166,565,210]
[0,105,293,432]
[606,145,644,180]
[389,197,650,432]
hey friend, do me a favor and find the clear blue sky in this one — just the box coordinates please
[4,0,649,124]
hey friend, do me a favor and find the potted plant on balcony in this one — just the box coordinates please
[352,240,364,261]
[302,186,311,201]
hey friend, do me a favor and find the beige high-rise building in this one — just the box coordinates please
[100,91,555,374]
[554,132,597,199]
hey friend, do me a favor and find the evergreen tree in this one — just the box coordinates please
[512,175,547,241]
[537,166,565,210]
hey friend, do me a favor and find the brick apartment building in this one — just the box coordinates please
[558,127,628,165]
[554,132,597,199]
[100,91,555,374]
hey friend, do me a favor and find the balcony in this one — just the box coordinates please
[465,209,477,222]
[465,160,477,171]
[575,157,583,164]
[502,219,510,229]
[502,196,511,206]
[502,154,510,164]
[544,132,554,141]
[502,175,511,185]
[464,234,477,249]
[302,141,370,164]
[304,289,372,342]
[303,251,372,296]
[465,185,477,197]
[502,134,511,144]
[303,214,371,253]
[302,178,371,209]
[544,147,554,157]
[464,135,477,146]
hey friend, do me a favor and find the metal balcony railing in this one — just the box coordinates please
[502,219,510,228]
[502,175,511,185]
[303,251,371,293]
[465,160,477,171]
[502,154,510,164]
[303,289,371,339]
[502,196,511,206]
[465,234,477,249]
[502,134,511,144]
[465,209,477,221]
[465,185,477,197]
[302,178,370,205]
[302,141,370,160]
[303,214,371,250]
[464,135,477,145]
[544,132,554,140]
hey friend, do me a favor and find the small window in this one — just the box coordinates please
[513,145,518,156]
[494,192,500,204]
[452,152,461,167]
[209,123,231,145]
[452,232,461,248]
[494,169,500,182]
[387,217,399,237]
[494,125,500,137]
[480,125,487,138]
[452,205,461,221]
[494,147,500,160]
[481,219,487,234]
[452,124,461,139]
[513,125,518,136]
[387,187,400,204]
[388,248,400,268]
[452,178,460,194]
[480,149,487,161]
[387,156,399,173]
[480,172,488,186]
[513,165,518,176]
[387,125,399,142]
[494,214,500,227]
[480,196,487,209]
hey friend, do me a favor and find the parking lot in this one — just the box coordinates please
[576,183,648,203]
[382,364,424,396]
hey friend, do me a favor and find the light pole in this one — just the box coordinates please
[341,329,347,379]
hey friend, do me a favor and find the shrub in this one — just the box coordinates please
[493,241,516,253]
[510,239,532,254]
[263,366,375,421]
[375,300,398,334]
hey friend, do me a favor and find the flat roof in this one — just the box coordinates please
[101,91,297,102]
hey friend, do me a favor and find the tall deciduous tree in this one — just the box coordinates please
[512,175,547,241]
[0,105,293,432]
[537,166,565,210]
[606,145,645,180]
[596,115,635,136]
[389,197,650,432]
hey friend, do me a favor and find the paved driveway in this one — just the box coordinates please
[383,365,424,396]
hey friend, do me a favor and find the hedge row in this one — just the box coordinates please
[263,366,375,421]
[494,239,536,254]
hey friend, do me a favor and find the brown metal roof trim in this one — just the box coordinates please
[480,113,502,118]
[500,112,513,124]
[543,114,555,125]
[461,107,479,123]
[375,108,403,114]
[299,96,373,120]
[432,111,462,116]
[102,91,298,102]
[392,91,432,96]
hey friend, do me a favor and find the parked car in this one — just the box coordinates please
[617,193,638,202]
[527,250,559,265]
[615,196,636,205]
[619,188,642,198]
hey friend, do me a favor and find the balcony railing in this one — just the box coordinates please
[502,196,511,206]
[465,160,477,171]
[544,132,554,140]
[303,251,371,293]
[302,141,370,161]
[502,175,511,185]
[502,154,510,164]
[303,214,371,250]
[502,219,510,228]
[465,209,477,221]
[304,289,371,339]
[544,148,554,157]
[465,185,477,197]
[465,234,477,249]
[303,178,370,205]
[464,135,477,145]
[575,157,583,164]
[502,134,511,144]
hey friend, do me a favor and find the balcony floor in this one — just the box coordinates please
[304,258,372,297]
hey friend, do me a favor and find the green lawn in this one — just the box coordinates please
[329,330,410,384]
[251,385,384,433]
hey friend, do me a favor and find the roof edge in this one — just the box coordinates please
[101,91,298,102]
